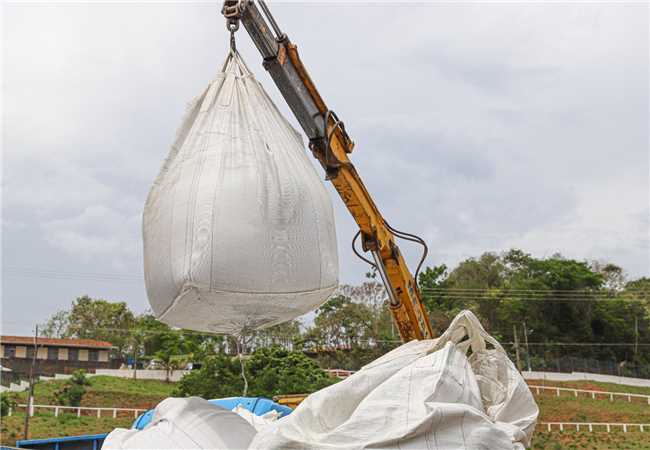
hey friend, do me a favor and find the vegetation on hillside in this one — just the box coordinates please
[39,248,650,380]
[5,376,175,409]
[54,370,90,406]
[175,347,335,399]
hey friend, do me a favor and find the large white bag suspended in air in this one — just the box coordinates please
[249,310,539,450]
[143,51,338,333]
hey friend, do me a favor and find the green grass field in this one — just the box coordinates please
[528,379,650,449]
[532,431,650,450]
[7,375,176,409]
[2,377,649,448]
[1,376,176,446]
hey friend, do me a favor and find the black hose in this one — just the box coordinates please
[351,230,377,268]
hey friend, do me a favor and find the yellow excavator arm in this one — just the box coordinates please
[222,0,434,342]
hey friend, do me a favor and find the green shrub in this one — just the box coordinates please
[246,347,335,397]
[0,392,16,416]
[175,347,335,400]
[174,353,243,399]
[55,370,89,406]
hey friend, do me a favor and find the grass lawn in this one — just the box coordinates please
[1,376,177,446]
[531,389,650,449]
[1,412,133,446]
[535,394,650,423]
[6,376,176,409]
[531,431,650,449]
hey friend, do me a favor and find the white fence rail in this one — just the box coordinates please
[11,403,147,419]
[94,369,189,382]
[529,384,650,404]
[539,422,649,433]
[523,371,650,388]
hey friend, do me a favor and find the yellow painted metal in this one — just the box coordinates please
[285,43,434,342]
[272,394,307,409]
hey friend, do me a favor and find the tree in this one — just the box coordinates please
[175,347,333,399]
[592,261,626,292]
[154,331,193,382]
[339,281,394,343]
[174,352,243,399]
[307,295,373,349]
[246,347,334,397]
[132,313,172,358]
[65,296,136,359]
[40,310,70,338]
[251,321,302,351]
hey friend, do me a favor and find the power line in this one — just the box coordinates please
[3,321,649,347]
[4,268,650,295]
[418,289,649,299]
[421,288,650,293]
[4,267,143,283]
[418,296,648,303]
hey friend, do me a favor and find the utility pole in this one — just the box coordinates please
[513,324,522,372]
[23,325,38,440]
[634,316,639,359]
[133,337,138,381]
[523,321,532,372]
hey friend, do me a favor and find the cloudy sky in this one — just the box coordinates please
[3,2,648,335]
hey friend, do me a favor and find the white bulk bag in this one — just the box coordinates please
[102,397,256,450]
[233,404,279,432]
[143,51,338,333]
[249,310,539,450]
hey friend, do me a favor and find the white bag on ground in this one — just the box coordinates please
[103,397,256,450]
[143,51,338,333]
[249,310,539,450]
[233,404,279,431]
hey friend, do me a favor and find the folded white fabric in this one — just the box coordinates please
[233,405,279,432]
[103,397,256,450]
[248,310,539,450]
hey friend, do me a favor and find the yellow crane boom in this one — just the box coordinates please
[222,0,434,341]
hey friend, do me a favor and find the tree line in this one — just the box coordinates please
[41,248,650,379]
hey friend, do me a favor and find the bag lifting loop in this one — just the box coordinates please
[229,24,238,52]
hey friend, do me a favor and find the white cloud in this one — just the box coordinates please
[41,205,141,271]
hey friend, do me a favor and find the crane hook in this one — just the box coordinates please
[222,0,242,52]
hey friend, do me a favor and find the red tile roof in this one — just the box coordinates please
[0,336,113,349]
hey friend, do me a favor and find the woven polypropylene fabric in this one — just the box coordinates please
[249,311,539,450]
[143,52,338,333]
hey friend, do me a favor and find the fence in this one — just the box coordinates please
[529,384,650,404]
[514,355,650,380]
[93,369,189,382]
[11,403,146,419]
[522,371,650,388]
[539,422,649,433]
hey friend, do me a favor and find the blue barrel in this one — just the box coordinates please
[132,397,292,430]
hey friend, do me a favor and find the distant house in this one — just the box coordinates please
[0,336,116,376]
